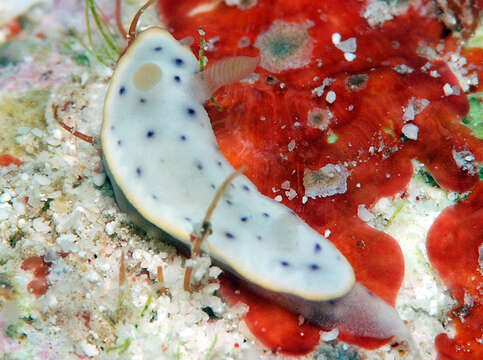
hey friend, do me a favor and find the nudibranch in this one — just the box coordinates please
[101,27,408,343]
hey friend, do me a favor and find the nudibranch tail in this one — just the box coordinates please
[243,277,411,347]
[317,283,408,340]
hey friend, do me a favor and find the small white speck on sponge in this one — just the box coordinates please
[402,123,419,140]
[326,90,336,103]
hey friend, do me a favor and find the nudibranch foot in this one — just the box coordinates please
[243,278,409,342]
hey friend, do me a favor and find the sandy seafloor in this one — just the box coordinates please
[0,0,479,359]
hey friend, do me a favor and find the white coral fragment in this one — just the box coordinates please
[402,123,419,140]
[336,37,357,53]
[325,90,336,104]
[402,97,430,122]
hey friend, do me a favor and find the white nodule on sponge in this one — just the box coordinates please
[102,28,355,302]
